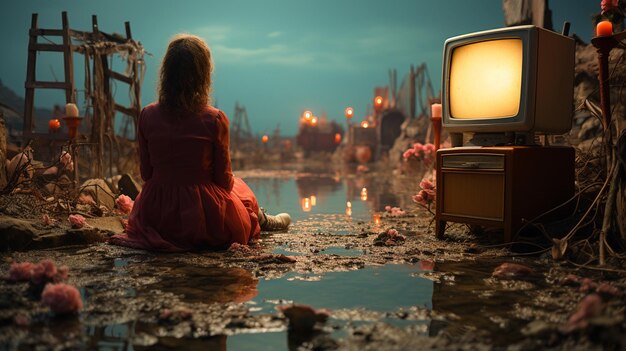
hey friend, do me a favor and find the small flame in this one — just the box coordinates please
[310,195,317,206]
[361,121,369,128]
[261,135,269,143]
[345,107,354,118]
[303,110,312,120]
[302,197,312,212]
[372,213,381,225]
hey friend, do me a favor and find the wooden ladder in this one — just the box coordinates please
[23,11,75,141]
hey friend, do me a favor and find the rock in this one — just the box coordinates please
[79,179,115,211]
[6,150,34,185]
[87,217,124,234]
[0,216,38,251]
[117,174,141,200]
[492,262,533,280]
[563,294,604,332]
[277,304,329,332]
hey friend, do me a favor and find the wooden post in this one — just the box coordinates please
[23,13,38,140]
[61,11,75,104]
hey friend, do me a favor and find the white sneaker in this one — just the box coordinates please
[260,209,291,231]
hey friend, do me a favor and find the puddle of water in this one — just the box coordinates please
[244,175,402,224]
[271,245,363,257]
[253,264,433,313]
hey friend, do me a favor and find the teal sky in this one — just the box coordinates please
[0,0,599,136]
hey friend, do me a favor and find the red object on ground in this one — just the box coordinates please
[109,103,260,251]
[41,283,83,314]
[48,119,61,131]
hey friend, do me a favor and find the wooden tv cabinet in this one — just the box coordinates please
[435,146,575,242]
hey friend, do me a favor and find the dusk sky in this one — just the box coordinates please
[1,0,600,136]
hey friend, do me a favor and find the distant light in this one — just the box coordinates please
[361,121,369,128]
[335,133,342,143]
[374,96,383,110]
[372,213,381,225]
[346,201,352,208]
[345,107,354,119]
[346,207,352,216]
[310,195,317,206]
[303,110,312,120]
[311,117,318,126]
[262,135,269,143]
[360,187,368,201]
[302,197,312,212]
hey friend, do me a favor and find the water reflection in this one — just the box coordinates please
[145,265,259,304]
[244,173,405,223]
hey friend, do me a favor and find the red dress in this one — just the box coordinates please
[109,103,260,251]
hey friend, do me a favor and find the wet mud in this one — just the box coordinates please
[0,163,625,350]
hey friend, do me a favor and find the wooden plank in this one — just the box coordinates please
[29,28,64,36]
[125,21,132,39]
[114,103,137,117]
[107,69,132,84]
[29,43,65,52]
[25,81,71,89]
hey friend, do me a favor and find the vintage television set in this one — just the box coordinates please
[435,25,576,241]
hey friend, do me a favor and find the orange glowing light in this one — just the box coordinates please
[262,135,269,143]
[361,121,369,128]
[302,197,312,212]
[303,110,313,120]
[374,96,383,110]
[345,107,354,119]
[310,195,317,206]
[346,201,352,208]
[360,187,368,201]
[372,213,381,225]
[346,207,352,216]
[311,117,318,126]
[596,21,613,37]
[334,133,342,143]
[48,119,61,131]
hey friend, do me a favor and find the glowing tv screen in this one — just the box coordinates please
[442,25,575,135]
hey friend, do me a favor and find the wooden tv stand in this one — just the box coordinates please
[435,146,575,242]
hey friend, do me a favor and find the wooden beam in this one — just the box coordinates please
[114,103,136,117]
[107,69,132,84]
[61,11,75,103]
[29,28,64,36]
[125,21,132,39]
[25,81,71,90]
[23,13,38,140]
[29,43,65,52]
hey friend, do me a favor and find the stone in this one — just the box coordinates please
[79,179,115,211]
[87,216,124,234]
[0,216,38,251]
[117,174,141,200]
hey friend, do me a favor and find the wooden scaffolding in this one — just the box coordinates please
[23,11,145,179]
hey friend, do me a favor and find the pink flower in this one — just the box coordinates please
[31,259,58,284]
[387,229,399,236]
[42,214,55,226]
[419,179,435,190]
[492,262,533,280]
[601,0,620,13]
[68,214,86,229]
[423,143,435,155]
[412,193,426,206]
[384,205,392,212]
[228,242,252,253]
[78,194,96,206]
[412,143,423,153]
[564,294,604,332]
[8,262,35,281]
[402,148,415,160]
[41,283,83,314]
[115,195,134,214]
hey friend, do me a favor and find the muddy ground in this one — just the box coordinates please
[0,163,625,351]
